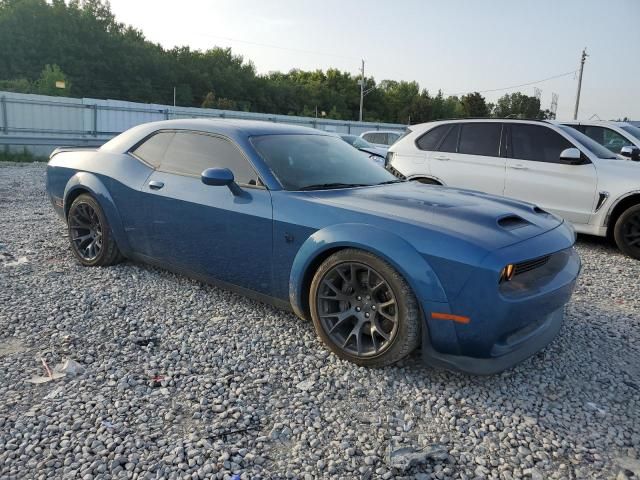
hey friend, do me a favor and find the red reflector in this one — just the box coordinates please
[431,312,470,324]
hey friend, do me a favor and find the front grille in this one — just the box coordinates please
[513,255,550,276]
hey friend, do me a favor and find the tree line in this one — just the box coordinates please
[0,0,553,123]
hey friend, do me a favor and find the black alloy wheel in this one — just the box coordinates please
[317,261,399,357]
[310,249,420,367]
[67,194,122,266]
[614,204,640,260]
[69,202,103,261]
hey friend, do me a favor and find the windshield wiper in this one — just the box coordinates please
[299,183,370,191]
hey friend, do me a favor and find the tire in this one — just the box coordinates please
[613,204,640,260]
[309,249,421,367]
[67,193,123,267]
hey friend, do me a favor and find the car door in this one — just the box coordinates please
[144,131,273,295]
[504,123,597,225]
[428,122,506,196]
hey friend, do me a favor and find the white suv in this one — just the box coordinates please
[559,120,640,158]
[387,119,640,259]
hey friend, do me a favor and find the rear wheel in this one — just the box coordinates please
[67,194,122,266]
[613,204,640,260]
[309,249,420,367]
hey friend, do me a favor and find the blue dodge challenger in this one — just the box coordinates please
[46,119,580,374]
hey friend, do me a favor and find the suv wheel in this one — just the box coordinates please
[613,204,640,260]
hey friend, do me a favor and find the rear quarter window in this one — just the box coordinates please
[131,132,175,168]
[416,125,450,151]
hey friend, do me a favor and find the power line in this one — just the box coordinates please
[446,69,577,97]
[192,32,359,62]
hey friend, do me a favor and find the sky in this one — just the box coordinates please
[108,0,640,120]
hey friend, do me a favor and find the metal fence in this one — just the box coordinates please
[0,91,408,156]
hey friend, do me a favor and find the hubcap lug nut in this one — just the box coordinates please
[365,312,370,318]
[372,305,376,310]
[356,296,361,301]
[356,307,361,312]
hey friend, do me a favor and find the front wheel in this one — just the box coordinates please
[309,249,421,367]
[67,193,122,266]
[613,204,640,260]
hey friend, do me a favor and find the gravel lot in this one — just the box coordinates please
[1,162,639,480]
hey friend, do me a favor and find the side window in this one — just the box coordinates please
[362,133,376,143]
[584,126,632,154]
[458,123,502,157]
[511,124,572,163]
[131,132,175,168]
[160,132,258,184]
[416,125,450,151]
[438,124,460,153]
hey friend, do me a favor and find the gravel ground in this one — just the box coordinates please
[0,161,638,480]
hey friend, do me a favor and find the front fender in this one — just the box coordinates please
[64,172,131,254]
[288,223,448,319]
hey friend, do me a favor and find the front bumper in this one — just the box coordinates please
[420,223,580,374]
[422,298,569,375]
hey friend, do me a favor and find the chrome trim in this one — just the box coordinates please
[603,190,640,226]
[595,191,609,212]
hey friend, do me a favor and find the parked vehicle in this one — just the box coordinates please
[338,134,386,166]
[46,119,580,374]
[387,118,640,259]
[559,120,640,159]
[360,130,404,148]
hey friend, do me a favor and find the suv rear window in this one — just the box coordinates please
[458,123,502,157]
[416,125,449,151]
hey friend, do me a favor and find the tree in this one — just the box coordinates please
[33,64,71,96]
[460,92,489,117]
[493,92,542,118]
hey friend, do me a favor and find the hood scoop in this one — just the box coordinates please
[497,215,532,230]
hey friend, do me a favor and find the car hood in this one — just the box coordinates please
[306,182,564,251]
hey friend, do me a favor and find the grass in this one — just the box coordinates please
[0,148,48,163]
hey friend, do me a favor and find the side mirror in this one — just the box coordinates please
[620,146,640,161]
[559,147,583,165]
[201,168,242,195]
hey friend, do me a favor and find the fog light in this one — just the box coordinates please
[500,264,515,283]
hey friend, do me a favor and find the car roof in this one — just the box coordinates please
[361,130,404,135]
[407,118,552,133]
[555,120,633,128]
[101,118,329,153]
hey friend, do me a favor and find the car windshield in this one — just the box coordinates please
[621,125,640,141]
[558,125,617,159]
[251,134,398,190]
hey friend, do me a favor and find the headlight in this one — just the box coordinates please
[499,264,515,283]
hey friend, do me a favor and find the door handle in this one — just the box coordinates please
[148,180,165,190]
[509,164,528,170]
[434,155,450,161]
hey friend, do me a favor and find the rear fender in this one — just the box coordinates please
[288,223,448,319]
[64,172,132,254]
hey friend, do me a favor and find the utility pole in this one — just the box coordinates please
[173,86,176,108]
[573,48,588,120]
[359,59,364,122]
